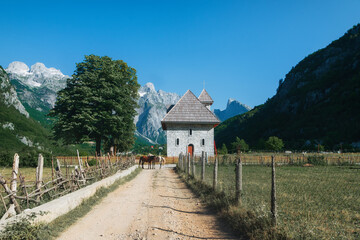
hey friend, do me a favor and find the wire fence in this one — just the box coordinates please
[177,152,360,240]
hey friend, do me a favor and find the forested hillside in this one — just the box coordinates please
[215,24,360,151]
[0,66,93,166]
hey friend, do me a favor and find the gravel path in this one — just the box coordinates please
[57,167,238,240]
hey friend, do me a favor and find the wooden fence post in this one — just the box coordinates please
[0,175,21,215]
[11,153,19,194]
[51,156,55,182]
[187,153,191,175]
[192,156,196,177]
[213,157,218,191]
[235,156,242,204]
[77,150,85,181]
[201,151,205,181]
[181,153,184,170]
[271,155,277,226]
[56,158,62,178]
[36,154,44,196]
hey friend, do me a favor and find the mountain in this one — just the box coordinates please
[0,65,52,156]
[6,61,180,145]
[215,24,360,151]
[214,98,251,122]
[135,82,180,144]
[6,61,69,125]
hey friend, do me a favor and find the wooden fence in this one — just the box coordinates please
[58,153,360,166]
[0,152,135,221]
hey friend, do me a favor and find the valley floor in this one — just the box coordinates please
[57,166,238,240]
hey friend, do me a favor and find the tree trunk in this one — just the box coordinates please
[96,136,101,156]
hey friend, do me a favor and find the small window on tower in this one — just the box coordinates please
[176,138,179,146]
[202,139,205,146]
[190,129,192,135]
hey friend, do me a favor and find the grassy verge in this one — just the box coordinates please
[0,167,142,240]
[191,164,360,239]
[176,168,288,240]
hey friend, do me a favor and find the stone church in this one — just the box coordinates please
[161,89,220,157]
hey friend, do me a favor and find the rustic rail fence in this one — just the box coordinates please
[177,152,360,165]
[177,151,360,239]
[0,152,135,221]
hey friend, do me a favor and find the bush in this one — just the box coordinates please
[0,152,13,167]
[307,155,327,166]
[0,213,50,240]
[88,159,97,166]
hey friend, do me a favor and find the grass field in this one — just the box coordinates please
[0,167,54,182]
[193,163,360,239]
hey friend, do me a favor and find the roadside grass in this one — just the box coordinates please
[0,167,142,240]
[185,164,360,239]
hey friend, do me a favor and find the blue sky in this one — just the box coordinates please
[1,0,359,110]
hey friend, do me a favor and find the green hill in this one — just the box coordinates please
[215,24,360,151]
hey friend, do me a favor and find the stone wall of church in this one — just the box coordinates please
[166,124,215,157]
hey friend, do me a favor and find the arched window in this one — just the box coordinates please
[201,139,205,146]
[176,138,179,146]
[189,129,192,135]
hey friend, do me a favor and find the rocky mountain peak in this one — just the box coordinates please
[136,82,181,144]
[6,61,69,92]
[139,82,156,96]
[214,98,251,122]
[0,67,29,118]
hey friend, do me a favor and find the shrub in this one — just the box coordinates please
[307,155,327,166]
[0,152,13,167]
[88,159,97,166]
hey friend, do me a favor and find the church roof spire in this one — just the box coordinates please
[198,89,214,105]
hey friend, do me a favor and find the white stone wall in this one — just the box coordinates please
[166,124,215,157]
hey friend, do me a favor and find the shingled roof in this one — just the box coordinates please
[198,89,214,105]
[161,90,220,130]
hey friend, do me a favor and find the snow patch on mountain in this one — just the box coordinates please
[6,61,69,92]
[5,61,69,114]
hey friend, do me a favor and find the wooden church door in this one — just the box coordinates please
[188,144,194,156]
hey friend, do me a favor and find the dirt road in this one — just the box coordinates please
[58,167,238,240]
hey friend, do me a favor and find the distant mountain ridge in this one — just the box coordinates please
[6,62,180,145]
[136,82,180,144]
[215,24,360,150]
[214,98,251,122]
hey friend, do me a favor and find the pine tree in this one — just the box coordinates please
[49,55,139,155]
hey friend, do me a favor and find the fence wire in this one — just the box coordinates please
[178,153,360,240]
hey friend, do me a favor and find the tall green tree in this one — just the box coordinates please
[265,136,284,151]
[49,55,139,154]
[231,137,249,153]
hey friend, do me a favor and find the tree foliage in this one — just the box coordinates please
[231,137,249,153]
[265,136,284,151]
[50,55,139,154]
[218,143,228,155]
